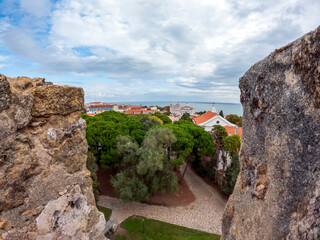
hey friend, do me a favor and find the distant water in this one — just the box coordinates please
[112,101,243,116]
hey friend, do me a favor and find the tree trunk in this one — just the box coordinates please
[179,161,189,183]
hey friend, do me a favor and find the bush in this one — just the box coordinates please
[222,155,240,195]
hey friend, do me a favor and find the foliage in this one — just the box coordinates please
[222,134,241,156]
[97,205,112,220]
[157,106,164,111]
[164,106,170,112]
[84,111,146,168]
[212,125,228,146]
[222,155,240,195]
[174,120,216,158]
[180,112,193,122]
[139,115,163,130]
[115,216,221,240]
[196,111,207,115]
[193,157,217,180]
[226,114,242,127]
[161,124,194,169]
[171,121,216,181]
[128,114,163,130]
[86,151,99,203]
[152,113,172,124]
[219,110,224,117]
[111,128,178,202]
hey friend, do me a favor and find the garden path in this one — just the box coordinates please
[98,165,227,235]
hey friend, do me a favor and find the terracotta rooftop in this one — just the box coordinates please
[224,126,242,137]
[89,104,114,108]
[125,109,150,114]
[194,111,217,124]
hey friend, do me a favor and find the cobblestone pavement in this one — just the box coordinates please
[98,165,227,235]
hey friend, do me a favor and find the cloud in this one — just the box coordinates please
[1,0,320,103]
[19,0,52,17]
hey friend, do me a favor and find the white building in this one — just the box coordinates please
[180,103,194,114]
[170,102,182,114]
[193,105,242,136]
[170,102,194,115]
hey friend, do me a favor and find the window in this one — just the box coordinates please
[216,121,220,124]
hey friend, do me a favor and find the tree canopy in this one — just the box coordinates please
[212,125,228,146]
[111,128,178,202]
[222,134,241,156]
[152,113,172,124]
[84,111,146,168]
[226,114,242,127]
[180,112,193,122]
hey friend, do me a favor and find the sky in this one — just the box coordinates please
[0,0,319,103]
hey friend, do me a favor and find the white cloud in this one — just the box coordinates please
[20,0,51,17]
[0,64,7,69]
[1,0,320,103]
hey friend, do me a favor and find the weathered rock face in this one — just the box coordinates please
[0,74,106,239]
[222,27,320,240]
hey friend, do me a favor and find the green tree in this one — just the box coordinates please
[153,113,172,124]
[160,124,194,170]
[111,128,178,202]
[222,134,241,156]
[219,110,224,117]
[196,111,207,115]
[226,114,242,127]
[212,125,228,147]
[222,155,240,195]
[138,115,162,130]
[84,111,146,169]
[173,120,216,181]
[180,112,193,122]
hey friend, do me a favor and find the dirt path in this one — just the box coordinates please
[98,165,227,235]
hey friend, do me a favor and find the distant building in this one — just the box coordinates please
[88,104,114,112]
[170,102,182,114]
[169,102,194,115]
[180,103,194,114]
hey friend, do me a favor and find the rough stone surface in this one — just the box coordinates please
[0,74,106,240]
[221,26,320,239]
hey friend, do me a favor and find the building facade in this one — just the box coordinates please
[169,102,194,115]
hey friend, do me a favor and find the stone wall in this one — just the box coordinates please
[0,74,106,239]
[222,26,320,239]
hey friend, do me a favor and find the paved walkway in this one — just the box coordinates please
[98,165,227,235]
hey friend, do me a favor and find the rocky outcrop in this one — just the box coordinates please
[222,26,320,239]
[0,74,106,239]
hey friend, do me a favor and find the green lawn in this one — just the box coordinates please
[114,216,220,240]
[97,205,112,220]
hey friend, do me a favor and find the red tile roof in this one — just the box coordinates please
[131,106,142,109]
[194,111,217,124]
[124,109,150,114]
[224,126,242,137]
[89,104,114,108]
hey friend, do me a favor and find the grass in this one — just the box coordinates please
[114,216,220,240]
[97,205,112,220]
